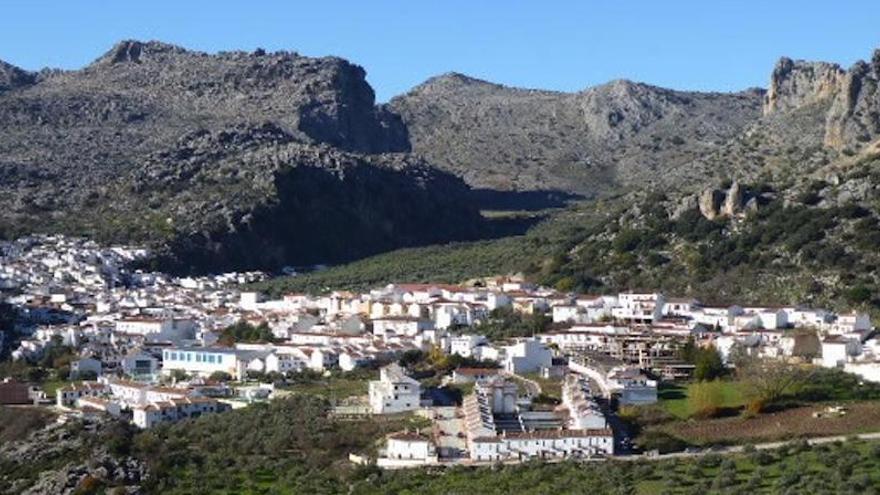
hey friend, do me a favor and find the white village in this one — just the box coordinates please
[1,235,877,466]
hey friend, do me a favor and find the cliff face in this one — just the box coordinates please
[763,50,880,150]
[826,52,880,149]
[0,41,483,273]
[763,57,845,115]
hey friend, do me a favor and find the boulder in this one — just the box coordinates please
[721,181,744,217]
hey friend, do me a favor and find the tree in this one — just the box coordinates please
[678,337,697,363]
[693,345,725,381]
[168,369,189,383]
[846,286,872,305]
[218,321,276,346]
[737,357,812,411]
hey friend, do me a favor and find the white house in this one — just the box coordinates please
[613,292,665,323]
[368,363,421,414]
[831,313,873,335]
[56,382,108,408]
[757,309,789,330]
[449,334,488,359]
[115,317,172,336]
[76,396,122,417]
[433,301,478,329]
[382,431,438,463]
[662,298,699,317]
[607,367,658,405]
[821,336,862,368]
[452,367,501,384]
[462,377,613,462]
[501,339,552,375]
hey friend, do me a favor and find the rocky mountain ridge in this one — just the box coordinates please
[3,40,880,275]
[390,71,764,194]
[0,40,481,273]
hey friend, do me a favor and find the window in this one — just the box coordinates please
[196,354,202,362]
[207,355,215,364]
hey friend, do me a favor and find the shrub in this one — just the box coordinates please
[637,431,689,454]
[689,380,725,418]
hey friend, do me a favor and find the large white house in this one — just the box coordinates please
[369,363,421,414]
[161,347,252,379]
[612,292,665,323]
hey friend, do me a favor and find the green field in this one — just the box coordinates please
[277,372,374,400]
[659,381,747,419]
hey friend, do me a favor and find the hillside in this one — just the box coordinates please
[267,48,880,313]
[0,41,488,273]
[389,73,764,194]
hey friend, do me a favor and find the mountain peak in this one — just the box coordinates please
[414,72,497,91]
[92,39,190,66]
[0,59,36,91]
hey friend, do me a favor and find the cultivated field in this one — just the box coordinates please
[653,401,880,445]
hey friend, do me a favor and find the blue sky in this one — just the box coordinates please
[3,1,880,101]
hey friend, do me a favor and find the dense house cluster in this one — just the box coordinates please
[542,292,877,383]
[2,235,876,447]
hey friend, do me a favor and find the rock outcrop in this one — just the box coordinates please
[697,181,752,220]
[826,50,880,149]
[721,181,744,217]
[763,57,845,115]
[763,49,880,151]
[698,188,725,220]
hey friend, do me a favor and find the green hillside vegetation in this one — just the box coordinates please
[253,198,623,296]
[541,172,880,312]
[103,397,880,494]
